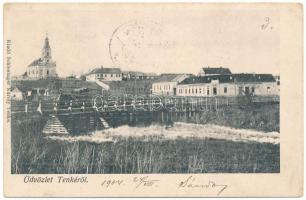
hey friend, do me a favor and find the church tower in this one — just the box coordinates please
[41,35,52,63]
[26,34,57,79]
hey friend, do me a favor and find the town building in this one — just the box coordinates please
[11,87,24,100]
[107,79,155,96]
[26,35,57,79]
[152,74,191,96]
[85,66,122,81]
[122,71,158,80]
[274,75,280,91]
[11,78,103,101]
[198,66,232,76]
[176,73,279,97]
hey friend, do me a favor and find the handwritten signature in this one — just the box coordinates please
[178,176,227,196]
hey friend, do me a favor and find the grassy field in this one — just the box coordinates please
[11,102,280,174]
[12,135,279,174]
[11,123,279,174]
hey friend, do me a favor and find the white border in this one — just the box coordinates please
[0,1,304,200]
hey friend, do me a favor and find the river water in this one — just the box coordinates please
[46,122,279,145]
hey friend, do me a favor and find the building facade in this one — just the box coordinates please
[122,71,158,80]
[11,87,24,100]
[176,74,279,97]
[27,35,57,79]
[152,74,191,96]
[85,67,122,81]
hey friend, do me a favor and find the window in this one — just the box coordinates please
[238,87,243,95]
[47,70,49,75]
[245,87,250,95]
[207,89,210,95]
[111,74,113,77]
[251,87,255,93]
[195,88,197,94]
[213,87,217,95]
[199,88,201,94]
[185,89,187,94]
[224,87,227,94]
[189,89,191,94]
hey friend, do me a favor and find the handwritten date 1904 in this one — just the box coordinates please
[101,179,124,188]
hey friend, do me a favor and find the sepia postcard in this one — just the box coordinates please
[3,3,303,197]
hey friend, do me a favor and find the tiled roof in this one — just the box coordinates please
[154,74,182,82]
[28,58,55,67]
[11,78,102,92]
[123,71,158,76]
[88,67,122,75]
[179,74,276,85]
[11,79,52,92]
[28,58,43,67]
[202,67,232,75]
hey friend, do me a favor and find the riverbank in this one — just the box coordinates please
[12,121,280,174]
[11,102,280,174]
[175,103,279,132]
[12,134,279,174]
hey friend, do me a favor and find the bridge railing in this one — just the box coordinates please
[10,95,279,115]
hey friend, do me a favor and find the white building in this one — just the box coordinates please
[152,74,191,96]
[176,74,279,97]
[122,71,158,80]
[11,87,23,100]
[85,67,122,82]
[27,35,57,79]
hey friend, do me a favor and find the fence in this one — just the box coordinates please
[10,95,279,115]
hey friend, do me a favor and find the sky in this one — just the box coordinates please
[5,4,280,77]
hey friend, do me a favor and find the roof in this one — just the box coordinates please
[87,67,122,75]
[11,78,103,92]
[179,74,276,85]
[201,67,232,75]
[11,79,52,92]
[123,71,158,76]
[153,74,193,83]
[28,58,43,67]
[154,74,182,82]
[11,87,22,93]
[28,58,56,67]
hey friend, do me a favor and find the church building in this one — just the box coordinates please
[26,35,57,79]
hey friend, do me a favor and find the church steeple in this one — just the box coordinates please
[41,34,52,62]
[27,33,57,79]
